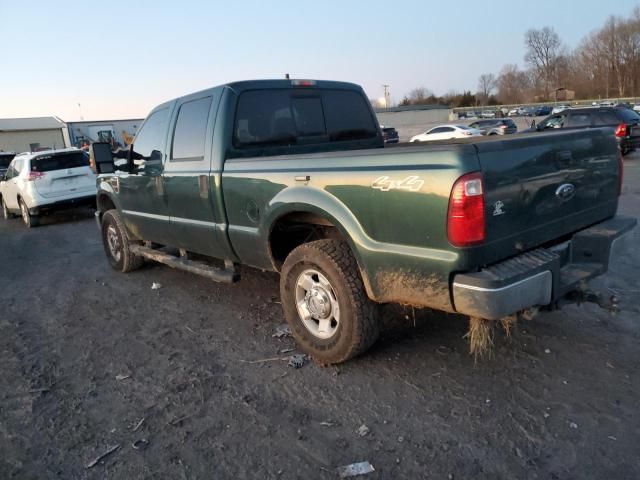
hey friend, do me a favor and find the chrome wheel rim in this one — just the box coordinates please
[20,202,29,225]
[106,224,122,262]
[295,269,340,339]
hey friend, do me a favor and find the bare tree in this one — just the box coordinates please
[407,87,433,104]
[496,65,531,104]
[524,27,561,99]
[477,74,496,105]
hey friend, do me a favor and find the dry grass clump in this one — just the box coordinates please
[465,315,519,359]
[500,315,517,338]
[465,316,494,360]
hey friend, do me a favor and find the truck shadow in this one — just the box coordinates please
[33,208,96,227]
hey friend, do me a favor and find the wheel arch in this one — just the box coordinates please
[96,189,120,221]
[264,196,376,300]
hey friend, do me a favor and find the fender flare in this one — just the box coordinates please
[96,180,122,219]
[262,186,376,296]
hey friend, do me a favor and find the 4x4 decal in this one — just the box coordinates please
[371,175,424,192]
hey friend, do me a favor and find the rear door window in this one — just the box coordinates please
[171,96,212,161]
[31,152,88,172]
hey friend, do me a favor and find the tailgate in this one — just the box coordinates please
[31,152,96,199]
[475,129,620,261]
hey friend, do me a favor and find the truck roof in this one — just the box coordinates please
[148,79,367,119]
[167,79,363,104]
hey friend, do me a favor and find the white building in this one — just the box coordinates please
[0,117,70,153]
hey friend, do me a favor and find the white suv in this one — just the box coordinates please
[0,148,97,227]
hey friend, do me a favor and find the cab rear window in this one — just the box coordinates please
[31,152,88,172]
[233,89,378,150]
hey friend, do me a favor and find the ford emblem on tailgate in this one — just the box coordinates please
[555,183,576,201]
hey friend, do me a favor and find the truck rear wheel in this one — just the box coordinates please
[101,210,144,273]
[280,239,380,365]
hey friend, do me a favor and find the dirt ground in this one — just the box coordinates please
[1,154,639,480]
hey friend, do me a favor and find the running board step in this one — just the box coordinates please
[130,245,239,283]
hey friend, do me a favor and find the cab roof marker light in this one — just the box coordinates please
[291,79,317,87]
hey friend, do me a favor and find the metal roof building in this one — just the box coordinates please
[0,117,70,153]
[66,119,143,149]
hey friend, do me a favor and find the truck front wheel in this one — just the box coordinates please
[280,239,380,364]
[101,210,144,273]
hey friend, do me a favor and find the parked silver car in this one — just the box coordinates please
[468,119,518,135]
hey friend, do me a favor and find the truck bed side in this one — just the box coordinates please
[222,143,480,312]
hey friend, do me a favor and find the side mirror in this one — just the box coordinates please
[89,142,115,174]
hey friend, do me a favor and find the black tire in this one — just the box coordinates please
[101,210,144,273]
[1,197,15,220]
[280,239,380,365]
[19,199,39,228]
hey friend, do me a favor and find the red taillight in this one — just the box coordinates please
[26,171,45,181]
[615,123,627,137]
[617,151,624,196]
[447,172,485,247]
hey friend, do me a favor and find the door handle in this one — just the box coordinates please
[295,175,310,182]
[198,175,208,199]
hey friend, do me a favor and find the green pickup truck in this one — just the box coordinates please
[92,79,636,364]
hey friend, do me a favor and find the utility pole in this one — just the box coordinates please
[382,84,390,109]
[77,103,84,121]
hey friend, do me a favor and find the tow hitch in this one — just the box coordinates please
[563,287,620,313]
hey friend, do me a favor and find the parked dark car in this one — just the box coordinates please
[381,126,399,144]
[0,152,16,178]
[527,106,640,155]
[535,105,552,116]
[469,119,518,135]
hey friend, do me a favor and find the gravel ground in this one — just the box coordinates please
[1,153,639,480]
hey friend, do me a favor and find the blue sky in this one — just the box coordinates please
[1,0,638,121]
